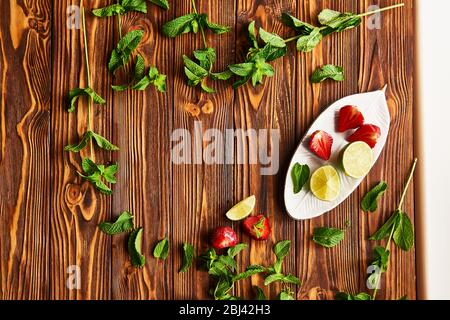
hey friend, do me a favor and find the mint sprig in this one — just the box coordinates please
[98,211,134,235]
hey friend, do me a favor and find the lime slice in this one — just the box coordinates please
[342,141,374,178]
[225,195,256,221]
[310,166,341,202]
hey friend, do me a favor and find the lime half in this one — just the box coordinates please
[225,195,256,221]
[342,142,374,178]
[310,166,341,202]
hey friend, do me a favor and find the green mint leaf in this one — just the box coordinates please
[200,248,217,270]
[254,286,267,300]
[162,14,197,37]
[64,131,92,152]
[183,55,209,78]
[371,246,390,273]
[208,262,229,278]
[281,13,315,34]
[291,163,310,194]
[132,66,166,92]
[213,278,234,300]
[264,273,301,286]
[361,181,388,213]
[68,87,106,112]
[153,237,169,260]
[200,81,215,93]
[229,63,254,77]
[313,227,345,248]
[122,0,147,13]
[90,131,119,151]
[111,84,130,91]
[227,243,247,258]
[133,54,146,81]
[217,255,237,272]
[248,21,259,48]
[279,290,295,300]
[92,4,126,17]
[108,30,144,73]
[210,70,233,81]
[128,227,146,268]
[335,292,372,300]
[311,64,345,83]
[179,243,195,273]
[98,211,134,235]
[370,210,401,241]
[149,0,169,10]
[273,240,291,260]
[251,58,274,86]
[318,9,362,35]
[296,28,322,52]
[259,44,287,62]
[79,158,118,195]
[259,28,286,48]
[393,211,414,251]
[193,47,216,71]
[198,14,231,35]
[232,265,266,282]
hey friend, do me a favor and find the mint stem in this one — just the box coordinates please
[117,0,123,39]
[397,158,418,211]
[358,3,405,18]
[80,0,94,156]
[191,0,208,48]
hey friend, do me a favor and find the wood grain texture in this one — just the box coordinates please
[0,0,416,300]
[0,0,51,299]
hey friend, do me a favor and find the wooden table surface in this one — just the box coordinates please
[0,0,415,300]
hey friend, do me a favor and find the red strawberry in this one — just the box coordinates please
[210,227,238,250]
[242,215,271,241]
[347,124,381,148]
[337,105,365,132]
[309,130,333,161]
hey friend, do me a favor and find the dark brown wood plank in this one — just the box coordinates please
[171,0,236,300]
[0,0,52,299]
[111,3,174,300]
[51,0,114,299]
[233,0,298,300]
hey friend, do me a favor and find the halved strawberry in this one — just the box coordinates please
[347,124,381,148]
[210,227,238,250]
[309,130,333,161]
[242,215,271,241]
[337,105,365,132]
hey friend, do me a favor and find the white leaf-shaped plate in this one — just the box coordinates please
[284,88,390,220]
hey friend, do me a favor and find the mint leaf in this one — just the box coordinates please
[213,278,234,300]
[149,0,169,10]
[227,243,247,258]
[335,292,372,300]
[198,14,231,35]
[291,163,310,194]
[153,237,169,260]
[311,64,345,83]
[132,66,167,92]
[199,248,218,270]
[318,9,362,35]
[162,14,197,37]
[296,28,322,52]
[264,273,301,286]
[281,13,315,34]
[274,240,291,260]
[254,286,267,300]
[248,21,258,48]
[92,4,126,17]
[313,227,345,248]
[259,28,286,48]
[210,70,233,81]
[393,211,414,251]
[229,63,254,77]
[370,210,401,241]
[232,265,266,282]
[65,131,119,152]
[108,30,144,73]
[371,246,390,273]
[361,181,388,213]
[98,211,134,235]
[68,87,106,112]
[128,227,145,268]
[78,158,118,195]
[279,290,295,300]
[179,243,194,273]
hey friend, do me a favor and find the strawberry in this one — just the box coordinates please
[337,105,365,132]
[210,227,238,250]
[242,215,271,241]
[309,130,333,161]
[347,124,381,148]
